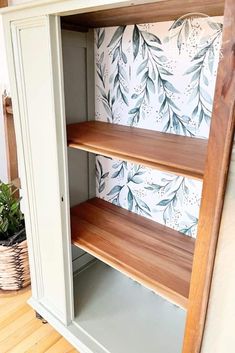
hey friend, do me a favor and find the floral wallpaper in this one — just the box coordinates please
[94,16,223,237]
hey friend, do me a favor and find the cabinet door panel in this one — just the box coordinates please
[9,15,73,324]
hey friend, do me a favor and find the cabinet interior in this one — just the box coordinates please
[60,1,225,351]
[73,261,186,353]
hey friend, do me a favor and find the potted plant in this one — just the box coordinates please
[0,181,30,290]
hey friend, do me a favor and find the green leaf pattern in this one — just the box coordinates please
[94,17,222,237]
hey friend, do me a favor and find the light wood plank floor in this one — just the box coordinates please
[0,287,79,353]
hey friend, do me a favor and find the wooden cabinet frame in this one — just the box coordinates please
[183,1,235,351]
[1,0,235,352]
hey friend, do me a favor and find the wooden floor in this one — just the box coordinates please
[0,287,79,353]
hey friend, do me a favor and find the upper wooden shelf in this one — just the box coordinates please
[67,121,207,179]
[61,0,224,30]
[71,197,195,308]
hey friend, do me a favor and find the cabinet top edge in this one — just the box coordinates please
[0,0,153,17]
[0,0,225,22]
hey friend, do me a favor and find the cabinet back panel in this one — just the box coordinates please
[94,17,223,237]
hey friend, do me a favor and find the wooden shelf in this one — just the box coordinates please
[71,197,195,308]
[61,0,224,29]
[67,121,207,179]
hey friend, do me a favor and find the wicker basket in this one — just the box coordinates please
[0,238,30,290]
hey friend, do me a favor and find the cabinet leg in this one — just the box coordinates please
[35,311,47,324]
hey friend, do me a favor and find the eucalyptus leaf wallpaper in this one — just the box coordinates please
[94,16,223,237]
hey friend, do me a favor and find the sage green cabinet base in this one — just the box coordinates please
[73,261,186,353]
[30,260,186,353]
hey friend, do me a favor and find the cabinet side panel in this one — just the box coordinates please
[62,30,89,207]
[10,16,73,324]
[61,29,95,272]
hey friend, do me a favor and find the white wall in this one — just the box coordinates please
[0,15,9,182]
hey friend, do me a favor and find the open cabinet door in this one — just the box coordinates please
[6,15,73,325]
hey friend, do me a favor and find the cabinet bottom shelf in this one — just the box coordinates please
[71,197,195,308]
[73,260,186,353]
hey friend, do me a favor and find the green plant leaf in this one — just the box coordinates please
[97,29,105,49]
[136,197,151,212]
[108,26,126,47]
[112,47,119,63]
[169,19,184,30]
[137,59,148,75]
[129,107,139,114]
[143,31,161,44]
[120,91,128,105]
[122,51,127,64]
[131,176,143,184]
[131,93,139,99]
[101,172,109,179]
[127,189,134,211]
[163,80,179,93]
[99,182,105,193]
[133,25,140,60]
[201,87,212,104]
[0,181,23,238]
[208,21,221,31]
[146,77,155,93]
[107,185,122,196]
[97,159,103,175]
[112,169,123,178]
[158,199,171,206]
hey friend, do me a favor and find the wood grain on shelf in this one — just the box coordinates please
[67,121,207,179]
[71,197,195,308]
[183,0,235,352]
[61,0,224,29]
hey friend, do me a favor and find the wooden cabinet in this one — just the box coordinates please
[1,0,235,352]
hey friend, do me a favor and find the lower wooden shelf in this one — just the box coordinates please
[71,197,195,308]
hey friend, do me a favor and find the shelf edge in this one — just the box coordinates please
[72,237,188,309]
[68,142,204,180]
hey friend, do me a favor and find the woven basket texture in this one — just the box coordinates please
[0,239,30,290]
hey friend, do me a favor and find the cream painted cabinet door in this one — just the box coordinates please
[8,15,73,325]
